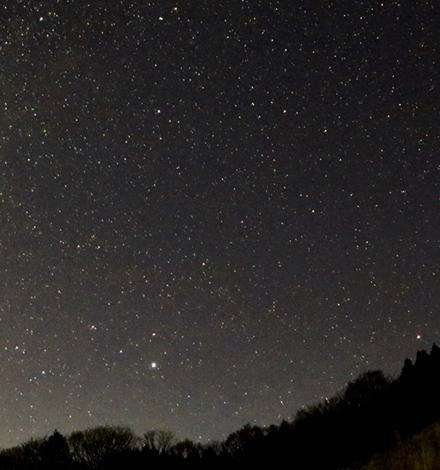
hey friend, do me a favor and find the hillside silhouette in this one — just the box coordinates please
[1,344,440,469]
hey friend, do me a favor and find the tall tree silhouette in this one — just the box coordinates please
[397,343,440,436]
[142,429,175,457]
[42,430,71,470]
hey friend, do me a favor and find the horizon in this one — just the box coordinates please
[1,0,438,450]
[1,341,433,449]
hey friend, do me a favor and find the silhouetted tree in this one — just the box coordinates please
[0,439,47,470]
[222,424,268,464]
[289,370,396,469]
[68,425,136,469]
[140,428,177,465]
[430,343,440,367]
[171,438,203,460]
[414,349,430,378]
[201,440,223,460]
[156,429,175,455]
[396,343,440,436]
[42,430,71,470]
[400,357,414,382]
[0,447,20,470]
[20,437,48,470]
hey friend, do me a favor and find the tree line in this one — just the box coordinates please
[1,343,440,469]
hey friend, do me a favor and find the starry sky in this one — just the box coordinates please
[0,0,439,448]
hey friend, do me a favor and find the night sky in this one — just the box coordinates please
[0,0,439,448]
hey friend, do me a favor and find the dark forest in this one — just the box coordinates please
[1,344,440,469]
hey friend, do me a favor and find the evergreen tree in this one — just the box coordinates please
[42,430,71,470]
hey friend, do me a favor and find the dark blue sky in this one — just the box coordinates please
[0,0,439,447]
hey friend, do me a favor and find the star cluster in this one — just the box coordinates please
[0,0,439,448]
